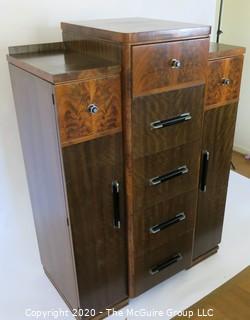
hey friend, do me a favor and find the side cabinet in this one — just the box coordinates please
[193,104,238,259]
[62,135,127,312]
[8,46,128,318]
[193,45,245,262]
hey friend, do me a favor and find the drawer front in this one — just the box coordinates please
[206,56,243,108]
[133,38,209,97]
[134,231,193,296]
[134,190,197,256]
[133,140,201,210]
[132,85,204,158]
[55,76,122,146]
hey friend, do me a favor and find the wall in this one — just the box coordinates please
[218,0,250,154]
[0,0,217,300]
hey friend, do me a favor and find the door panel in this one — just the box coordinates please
[193,104,238,259]
[62,133,127,312]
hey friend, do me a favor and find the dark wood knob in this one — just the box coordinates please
[171,59,181,69]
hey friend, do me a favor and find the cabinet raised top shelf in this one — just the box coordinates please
[209,42,246,60]
[61,17,211,43]
[7,42,120,84]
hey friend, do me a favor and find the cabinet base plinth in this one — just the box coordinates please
[190,246,219,268]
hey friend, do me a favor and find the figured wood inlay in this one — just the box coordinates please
[205,56,244,108]
[55,76,122,146]
[132,38,209,97]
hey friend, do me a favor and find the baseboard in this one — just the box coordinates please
[233,145,250,155]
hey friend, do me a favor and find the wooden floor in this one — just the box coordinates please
[232,151,250,178]
[173,266,250,319]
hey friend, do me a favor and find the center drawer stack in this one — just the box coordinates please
[130,38,209,296]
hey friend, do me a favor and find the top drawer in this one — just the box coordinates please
[55,76,122,147]
[205,56,244,108]
[132,38,209,97]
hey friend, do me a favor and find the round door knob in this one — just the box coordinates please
[171,59,181,69]
[87,104,99,114]
[222,78,231,86]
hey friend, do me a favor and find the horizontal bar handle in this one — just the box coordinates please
[149,165,189,186]
[200,151,210,192]
[149,212,186,234]
[151,112,192,130]
[112,181,121,229]
[150,253,183,275]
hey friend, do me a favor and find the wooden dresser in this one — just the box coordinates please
[7,18,245,319]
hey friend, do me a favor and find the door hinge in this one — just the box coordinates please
[66,217,69,227]
[52,93,55,106]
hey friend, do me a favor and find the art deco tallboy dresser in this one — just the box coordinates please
[7,18,245,318]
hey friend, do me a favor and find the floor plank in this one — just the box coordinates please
[172,266,250,319]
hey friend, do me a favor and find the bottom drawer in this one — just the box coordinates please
[134,231,193,296]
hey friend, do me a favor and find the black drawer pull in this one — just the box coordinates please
[149,165,189,186]
[150,253,183,275]
[151,113,192,130]
[112,181,121,229]
[200,151,210,192]
[149,212,186,234]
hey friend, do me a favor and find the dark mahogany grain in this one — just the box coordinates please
[62,133,127,313]
[134,190,198,256]
[193,103,238,260]
[9,64,79,310]
[133,140,201,211]
[61,17,211,44]
[132,85,205,158]
[209,42,246,60]
[133,231,193,296]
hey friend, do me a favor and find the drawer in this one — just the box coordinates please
[134,231,193,296]
[55,76,122,146]
[133,140,201,210]
[133,38,209,97]
[134,190,197,256]
[205,56,244,108]
[132,85,204,158]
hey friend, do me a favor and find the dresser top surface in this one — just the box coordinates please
[61,17,211,43]
[209,42,246,60]
[7,42,120,84]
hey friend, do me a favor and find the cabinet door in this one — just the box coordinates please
[62,133,127,313]
[193,104,238,260]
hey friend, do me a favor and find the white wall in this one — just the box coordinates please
[0,0,217,305]
[219,0,250,154]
